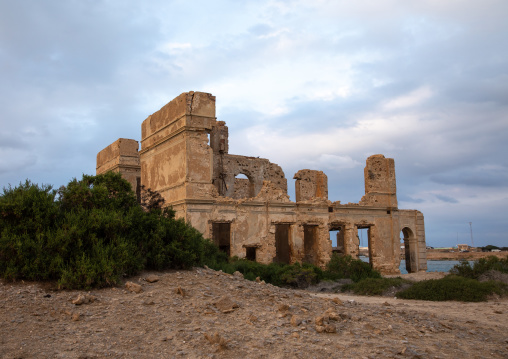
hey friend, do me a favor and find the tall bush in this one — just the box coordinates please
[326,254,381,282]
[0,173,222,289]
[450,256,508,279]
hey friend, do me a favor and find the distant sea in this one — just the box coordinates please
[359,257,474,274]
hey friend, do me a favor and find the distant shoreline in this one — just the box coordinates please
[425,250,508,261]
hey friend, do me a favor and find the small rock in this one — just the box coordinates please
[126,282,143,293]
[204,332,228,350]
[214,296,239,312]
[315,325,325,333]
[72,294,96,305]
[324,308,339,321]
[324,324,337,333]
[290,315,302,327]
[145,275,160,283]
[278,303,290,312]
[175,286,185,296]
[291,332,300,339]
[332,297,343,305]
[233,271,244,279]
[315,315,324,326]
[72,295,86,305]
[71,313,80,321]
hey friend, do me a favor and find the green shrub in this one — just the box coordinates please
[207,257,324,288]
[342,277,410,296]
[396,275,507,302]
[325,254,381,282]
[0,173,227,289]
[450,256,508,279]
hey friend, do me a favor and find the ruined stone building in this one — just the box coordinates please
[96,91,427,274]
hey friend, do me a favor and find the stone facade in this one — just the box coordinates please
[96,91,427,274]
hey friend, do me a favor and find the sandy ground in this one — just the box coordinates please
[1,268,507,359]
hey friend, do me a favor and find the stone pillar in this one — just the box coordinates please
[363,154,397,208]
[294,170,328,202]
[139,91,217,204]
[96,138,140,192]
[342,223,359,258]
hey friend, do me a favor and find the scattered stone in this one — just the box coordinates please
[72,294,96,305]
[324,308,339,321]
[291,332,300,339]
[175,286,185,296]
[233,271,244,279]
[315,325,325,333]
[278,303,290,312]
[71,313,80,321]
[145,275,160,283]
[290,315,302,327]
[332,297,343,305]
[125,282,143,294]
[204,332,228,350]
[315,315,324,326]
[324,324,337,333]
[214,296,239,313]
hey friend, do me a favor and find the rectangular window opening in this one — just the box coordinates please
[245,247,256,261]
[274,224,291,264]
[212,222,231,257]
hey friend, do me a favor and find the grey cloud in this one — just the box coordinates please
[434,194,459,204]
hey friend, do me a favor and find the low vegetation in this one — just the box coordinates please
[450,255,508,279]
[396,275,507,302]
[341,277,410,296]
[340,256,508,301]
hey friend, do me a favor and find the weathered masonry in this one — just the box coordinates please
[97,91,427,274]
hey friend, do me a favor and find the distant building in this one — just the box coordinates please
[457,244,469,251]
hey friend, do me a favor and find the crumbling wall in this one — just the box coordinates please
[96,91,426,274]
[139,91,217,204]
[361,154,397,208]
[294,169,328,202]
[218,154,287,199]
[96,138,140,192]
[398,210,427,272]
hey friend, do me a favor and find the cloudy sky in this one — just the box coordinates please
[1,0,507,248]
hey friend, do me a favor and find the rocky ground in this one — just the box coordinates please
[1,268,507,359]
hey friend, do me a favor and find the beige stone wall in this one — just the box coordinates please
[294,169,328,202]
[96,138,140,192]
[139,91,217,204]
[361,154,398,208]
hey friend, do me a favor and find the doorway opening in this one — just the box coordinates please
[400,227,415,273]
[212,222,231,256]
[274,224,291,264]
[357,226,371,265]
[303,225,319,265]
